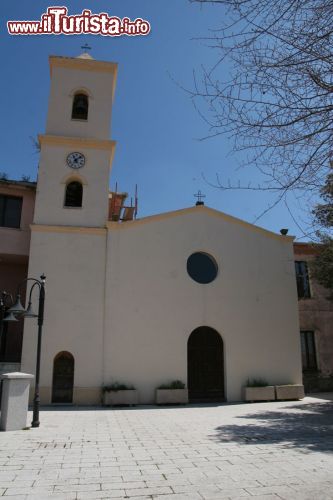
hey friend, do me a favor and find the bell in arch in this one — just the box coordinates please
[72,93,88,120]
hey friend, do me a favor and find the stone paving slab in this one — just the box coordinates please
[0,394,333,499]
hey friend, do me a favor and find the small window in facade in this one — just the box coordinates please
[0,195,23,228]
[72,93,88,120]
[295,261,311,299]
[300,331,317,371]
[64,181,83,207]
[187,252,218,284]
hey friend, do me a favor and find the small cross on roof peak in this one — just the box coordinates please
[194,190,206,206]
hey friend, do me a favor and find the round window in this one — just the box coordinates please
[187,252,218,284]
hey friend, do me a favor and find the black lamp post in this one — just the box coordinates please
[0,292,18,358]
[2,275,46,428]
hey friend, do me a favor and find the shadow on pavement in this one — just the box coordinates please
[35,402,228,412]
[210,401,333,454]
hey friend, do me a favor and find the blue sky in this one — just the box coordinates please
[0,1,311,239]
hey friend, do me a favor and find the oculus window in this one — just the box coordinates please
[0,195,22,228]
[187,252,218,284]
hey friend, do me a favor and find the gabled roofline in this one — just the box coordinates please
[107,204,295,242]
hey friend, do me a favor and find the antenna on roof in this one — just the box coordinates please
[134,184,138,219]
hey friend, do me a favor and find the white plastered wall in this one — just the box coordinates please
[34,144,112,227]
[21,229,107,404]
[104,208,302,403]
[46,65,116,140]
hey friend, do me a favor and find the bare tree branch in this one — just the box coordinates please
[189,0,333,205]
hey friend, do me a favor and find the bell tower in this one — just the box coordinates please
[33,52,117,228]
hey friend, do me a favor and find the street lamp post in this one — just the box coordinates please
[0,292,18,358]
[30,277,46,428]
[1,274,46,428]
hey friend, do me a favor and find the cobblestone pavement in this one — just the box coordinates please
[0,394,333,500]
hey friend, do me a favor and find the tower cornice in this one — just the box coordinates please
[38,134,116,152]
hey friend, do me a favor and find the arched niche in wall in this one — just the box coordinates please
[52,351,75,403]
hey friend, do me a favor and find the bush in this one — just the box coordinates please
[102,382,135,393]
[158,380,185,390]
[246,378,269,387]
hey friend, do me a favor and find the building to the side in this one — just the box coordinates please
[17,52,304,405]
[0,178,35,372]
[294,243,333,392]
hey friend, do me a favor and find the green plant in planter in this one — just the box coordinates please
[158,380,185,390]
[246,378,269,387]
[103,382,135,393]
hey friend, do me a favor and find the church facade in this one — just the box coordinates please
[21,54,303,405]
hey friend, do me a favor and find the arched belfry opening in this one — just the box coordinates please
[72,92,88,120]
[52,351,74,403]
[187,326,224,402]
[64,181,83,207]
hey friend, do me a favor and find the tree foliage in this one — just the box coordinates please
[313,173,333,228]
[190,0,333,198]
[311,174,333,297]
[311,238,333,298]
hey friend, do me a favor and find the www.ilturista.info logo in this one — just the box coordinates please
[7,7,151,36]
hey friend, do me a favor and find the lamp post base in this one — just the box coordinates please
[32,393,40,429]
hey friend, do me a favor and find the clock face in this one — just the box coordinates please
[66,152,85,169]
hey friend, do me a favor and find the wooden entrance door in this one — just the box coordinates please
[187,327,224,402]
[52,351,74,403]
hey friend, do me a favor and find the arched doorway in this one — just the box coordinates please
[187,327,224,402]
[52,351,74,403]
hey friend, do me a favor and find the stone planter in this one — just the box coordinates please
[156,389,189,405]
[244,386,275,402]
[103,389,138,406]
[275,385,304,400]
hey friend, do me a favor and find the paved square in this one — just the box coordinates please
[0,395,332,499]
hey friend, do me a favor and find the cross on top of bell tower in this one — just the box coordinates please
[81,43,91,53]
[77,43,93,60]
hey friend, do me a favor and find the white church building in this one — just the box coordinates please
[21,53,303,405]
